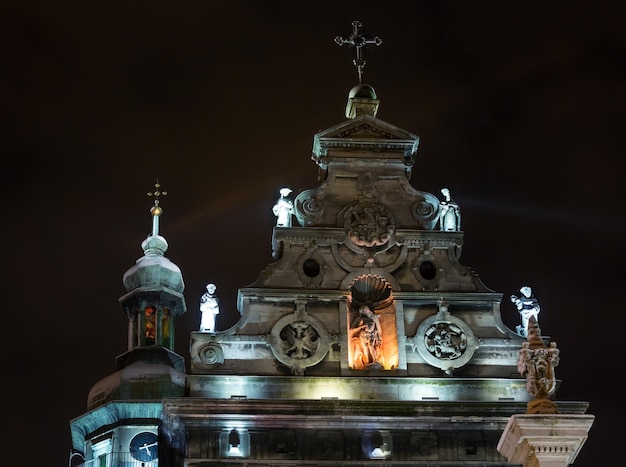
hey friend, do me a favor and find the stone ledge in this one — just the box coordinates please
[497,414,595,466]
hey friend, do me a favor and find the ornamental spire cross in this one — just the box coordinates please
[335,20,382,84]
[147,179,167,236]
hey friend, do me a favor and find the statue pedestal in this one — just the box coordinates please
[497,414,594,467]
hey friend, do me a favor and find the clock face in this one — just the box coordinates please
[129,431,158,461]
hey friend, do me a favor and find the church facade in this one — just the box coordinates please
[69,23,593,467]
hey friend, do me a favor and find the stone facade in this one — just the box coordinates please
[69,73,593,467]
[166,89,591,465]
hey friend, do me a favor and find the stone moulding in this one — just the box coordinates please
[314,139,418,154]
[312,114,420,160]
[335,122,400,140]
[273,227,345,245]
[497,414,595,466]
[183,376,591,404]
[273,227,464,248]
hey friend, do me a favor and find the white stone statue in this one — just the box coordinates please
[199,283,219,333]
[439,187,461,231]
[272,187,294,227]
[511,286,540,337]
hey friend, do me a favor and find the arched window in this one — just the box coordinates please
[137,305,173,348]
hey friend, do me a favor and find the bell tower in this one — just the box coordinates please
[69,180,187,466]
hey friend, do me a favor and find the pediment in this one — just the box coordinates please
[316,114,418,141]
[313,115,419,157]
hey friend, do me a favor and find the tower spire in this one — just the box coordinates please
[335,20,382,84]
[147,179,167,236]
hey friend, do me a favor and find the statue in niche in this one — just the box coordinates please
[511,286,540,337]
[272,187,294,227]
[350,305,383,369]
[199,283,219,333]
[439,187,461,231]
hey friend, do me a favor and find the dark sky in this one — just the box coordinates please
[3,1,624,465]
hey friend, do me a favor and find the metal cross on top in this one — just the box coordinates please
[147,179,167,236]
[335,20,382,84]
[147,179,167,207]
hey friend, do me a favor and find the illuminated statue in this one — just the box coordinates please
[272,187,294,227]
[511,286,540,337]
[199,283,219,333]
[439,187,461,231]
[350,305,383,369]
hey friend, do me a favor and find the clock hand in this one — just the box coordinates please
[139,441,158,455]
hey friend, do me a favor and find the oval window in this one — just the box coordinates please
[419,261,437,281]
[303,258,321,277]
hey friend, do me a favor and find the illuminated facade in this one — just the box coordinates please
[69,26,593,467]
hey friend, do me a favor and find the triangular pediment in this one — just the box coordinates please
[313,114,419,157]
[316,114,418,140]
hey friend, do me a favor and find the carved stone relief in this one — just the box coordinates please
[269,308,330,375]
[342,202,395,249]
[414,301,477,374]
[424,322,467,360]
[279,321,321,359]
[517,315,560,414]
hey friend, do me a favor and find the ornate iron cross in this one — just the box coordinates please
[335,21,382,84]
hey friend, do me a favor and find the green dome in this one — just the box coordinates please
[122,234,185,294]
[348,84,377,99]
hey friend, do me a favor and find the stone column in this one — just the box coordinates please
[497,414,594,467]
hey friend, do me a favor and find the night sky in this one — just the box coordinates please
[4,2,624,465]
